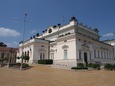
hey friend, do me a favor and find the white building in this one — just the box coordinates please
[17,17,115,68]
[104,39,115,59]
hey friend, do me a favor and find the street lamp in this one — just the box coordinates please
[20,13,27,70]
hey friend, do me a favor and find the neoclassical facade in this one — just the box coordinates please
[104,39,115,58]
[17,17,115,67]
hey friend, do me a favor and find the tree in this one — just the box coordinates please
[0,42,7,47]
[23,56,30,63]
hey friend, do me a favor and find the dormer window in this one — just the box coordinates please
[48,28,52,33]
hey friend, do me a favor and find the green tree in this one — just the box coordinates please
[23,56,29,63]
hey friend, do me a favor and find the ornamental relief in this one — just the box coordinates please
[82,43,89,51]
[50,49,55,52]
[62,45,69,49]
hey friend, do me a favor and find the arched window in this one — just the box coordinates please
[25,52,26,56]
[62,45,69,59]
[27,51,29,56]
[64,49,67,59]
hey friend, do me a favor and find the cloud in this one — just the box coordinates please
[31,29,37,34]
[103,33,114,37]
[5,41,18,47]
[0,27,21,37]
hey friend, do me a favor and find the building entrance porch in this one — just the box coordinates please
[84,52,88,66]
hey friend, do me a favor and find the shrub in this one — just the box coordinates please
[88,63,100,70]
[24,56,29,61]
[112,64,115,70]
[77,63,84,67]
[104,64,115,71]
[71,63,88,70]
[38,59,53,64]
[88,63,94,68]
[16,63,21,66]
[22,63,29,68]
[93,64,100,70]
[104,64,112,70]
[15,63,29,68]
[71,67,88,70]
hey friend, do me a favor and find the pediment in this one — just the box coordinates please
[62,45,69,49]
[82,44,89,51]
[82,43,89,48]
[39,49,46,52]
[50,49,55,52]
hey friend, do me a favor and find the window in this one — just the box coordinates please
[104,51,106,58]
[98,50,100,58]
[94,50,96,58]
[107,52,109,58]
[64,50,67,59]
[40,53,45,60]
[40,53,42,60]
[51,53,54,59]
[79,51,82,60]
[89,53,92,60]
[27,51,29,56]
[43,53,45,59]
[7,53,9,58]
[101,51,103,58]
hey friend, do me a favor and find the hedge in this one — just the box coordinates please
[77,63,84,67]
[88,63,94,68]
[22,63,29,68]
[104,64,115,71]
[38,59,53,64]
[71,67,88,70]
[16,63,29,68]
[88,63,100,70]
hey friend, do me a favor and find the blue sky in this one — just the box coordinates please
[0,0,115,47]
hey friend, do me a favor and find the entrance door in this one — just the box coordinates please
[84,52,88,66]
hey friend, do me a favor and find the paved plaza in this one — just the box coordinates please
[0,64,115,86]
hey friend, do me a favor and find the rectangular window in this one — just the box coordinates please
[101,51,103,58]
[51,53,54,59]
[43,53,45,60]
[7,53,9,58]
[89,53,91,60]
[79,51,82,60]
[64,50,67,59]
[98,50,100,58]
[107,52,108,59]
[94,50,96,58]
[40,53,42,60]
[104,51,106,58]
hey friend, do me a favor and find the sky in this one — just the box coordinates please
[0,0,115,47]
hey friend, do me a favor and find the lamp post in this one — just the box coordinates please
[20,13,27,70]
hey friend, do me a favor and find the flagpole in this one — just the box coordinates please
[20,13,27,70]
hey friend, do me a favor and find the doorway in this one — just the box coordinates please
[84,52,88,66]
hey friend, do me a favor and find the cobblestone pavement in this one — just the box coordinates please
[0,64,115,86]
